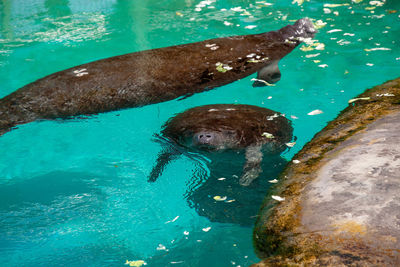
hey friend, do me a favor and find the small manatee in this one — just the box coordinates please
[149,104,293,186]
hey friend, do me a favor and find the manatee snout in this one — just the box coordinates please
[193,131,223,149]
[294,18,317,38]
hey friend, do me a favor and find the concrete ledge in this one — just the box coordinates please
[252,77,400,266]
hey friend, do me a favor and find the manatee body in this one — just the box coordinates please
[149,104,293,186]
[0,18,315,136]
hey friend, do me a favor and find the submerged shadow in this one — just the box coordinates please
[184,151,288,226]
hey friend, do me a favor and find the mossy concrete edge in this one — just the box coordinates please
[252,77,400,266]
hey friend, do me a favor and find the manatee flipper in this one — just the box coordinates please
[148,147,181,182]
[239,145,263,186]
[252,60,281,87]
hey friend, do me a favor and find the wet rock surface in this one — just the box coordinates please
[252,78,400,266]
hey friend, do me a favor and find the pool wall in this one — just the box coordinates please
[252,77,400,266]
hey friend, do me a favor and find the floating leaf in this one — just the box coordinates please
[262,132,275,139]
[308,109,323,115]
[348,97,371,103]
[215,62,232,72]
[271,195,285,201]
[376,93,395,97]
[244,25,257,29]
[305,53,320,58]
[313,20,327,29]
[286,142,296,147]
[157,244,167,251]
[125,260,146,267]
[165,216,180,224]
[300,45,315,51]
[324,3,349,7]
[364,47,391,51]
[213,196,227,201]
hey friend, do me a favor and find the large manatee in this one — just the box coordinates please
[149,104,293,186]
[0,18,315,135]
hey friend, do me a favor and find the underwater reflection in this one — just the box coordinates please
[184,151,288,226]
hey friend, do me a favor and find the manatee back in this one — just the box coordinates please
[161,104,293,150]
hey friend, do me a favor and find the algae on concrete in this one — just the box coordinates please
[253,78,400,266]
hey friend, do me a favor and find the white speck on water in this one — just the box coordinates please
[286,142,296,147]
[202,227,211,232]
[76,72,88,77]
[327,29,343,33]
[165,216,180,224]
[376,93,395,97]
[157,244,167,251]
[73,68,87,73]
[305,53,320,58]
[245,25,257,29]
[293,159,301,164]
[272,195,285,201]
[308,109,323,115]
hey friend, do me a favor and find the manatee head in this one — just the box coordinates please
[191,129,240,151]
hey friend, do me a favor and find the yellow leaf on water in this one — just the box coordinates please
[125,260,146,267]
[213,196,227,201]
[300,45,314,52]
[324,3,349,7]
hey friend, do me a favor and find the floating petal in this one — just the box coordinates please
[272,195,285,201]
[213,196,227,201]
[308,109,323,115]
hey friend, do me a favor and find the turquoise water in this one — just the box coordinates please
[0,0,399,266]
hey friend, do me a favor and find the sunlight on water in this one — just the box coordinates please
[0,0,399,266]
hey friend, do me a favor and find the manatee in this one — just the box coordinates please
[0,18,315,136]
[149,104,293,186]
